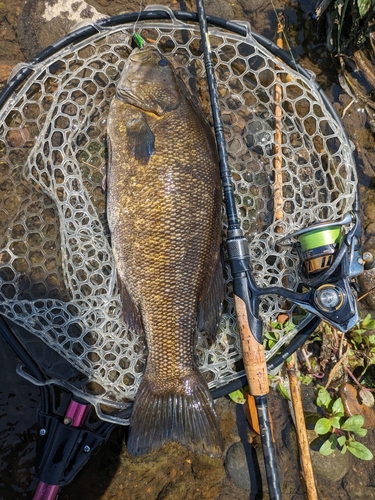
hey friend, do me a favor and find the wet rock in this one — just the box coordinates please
[305,414,351,482]
[0,5,24,64]
[335,91,375,179]
[86,0,163,18]
[214,396,241,453]
[301,383,320,413]
[238,0,268,13]
[307,429,351,481]
[358,266,375,310]
[340,383,375,429]
[225,441,254,491]
[204,0,234,19]
[225,439,286,496]
[358,185,375,307]
[0,62,14,86]
[17,0,106,60]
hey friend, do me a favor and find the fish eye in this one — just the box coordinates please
[158,58,168,67]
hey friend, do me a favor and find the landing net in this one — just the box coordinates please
[0,7,357,423]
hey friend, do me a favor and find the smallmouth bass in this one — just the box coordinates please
[107,47,224,456]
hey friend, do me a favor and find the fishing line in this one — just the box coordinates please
[269,0,300,75]
[132,0,145,48]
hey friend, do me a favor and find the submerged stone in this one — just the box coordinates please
[305,415,351,483]
[225,441,257,491]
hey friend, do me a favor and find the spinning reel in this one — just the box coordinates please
[282,211,363,330]
[228,209,368,346]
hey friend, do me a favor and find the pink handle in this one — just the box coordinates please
[33,482,60,500]
[33,401,90,499]
[64,400,90,427]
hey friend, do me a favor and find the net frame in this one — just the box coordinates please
[0,7,357,424]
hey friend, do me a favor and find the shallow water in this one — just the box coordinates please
[1,0,375,499]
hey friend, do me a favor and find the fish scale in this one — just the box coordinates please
[107,47,224,456]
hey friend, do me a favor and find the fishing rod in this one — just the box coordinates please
[195,0,367,498]
[195,1,282,497]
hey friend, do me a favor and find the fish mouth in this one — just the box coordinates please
[119,47,164,89]
[116,85,165,115]
[115,47,170,114]
[128,46,161,63]
[116,87,154,112]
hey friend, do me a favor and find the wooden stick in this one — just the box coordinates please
[274,14,318,500]
[274,13,285,224]
[286,354,318,500]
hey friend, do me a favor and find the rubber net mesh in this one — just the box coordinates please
[0,10,357,423]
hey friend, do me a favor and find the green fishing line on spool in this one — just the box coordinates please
[298,226,342,252]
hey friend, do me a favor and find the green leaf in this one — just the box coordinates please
[284,321,295,334]
[341,415,365,432]
[355,329,367,335]
[353,427,367,438]
[332,398,344,416]
[314,418,332,435]
[319,434,338,456]
[316,388,332,409]
[337,435,348,453]
[352,333,363,345]
[330,416,341,429]
[264,331,277,340]
[298,374,313,386]
[278,383,291,401]
[347,441,373,460]
[361,314,372,327]
[361,314,375,329]
[337,435,347,447]
[228,389,246,404]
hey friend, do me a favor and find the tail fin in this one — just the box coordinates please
[127,371,223,457]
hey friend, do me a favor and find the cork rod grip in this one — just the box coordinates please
[234,294,269,396]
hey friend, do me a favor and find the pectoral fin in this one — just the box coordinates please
[126,112,155,164]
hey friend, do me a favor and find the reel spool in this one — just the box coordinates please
[298,225,343,275]
[287,213,353,277]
